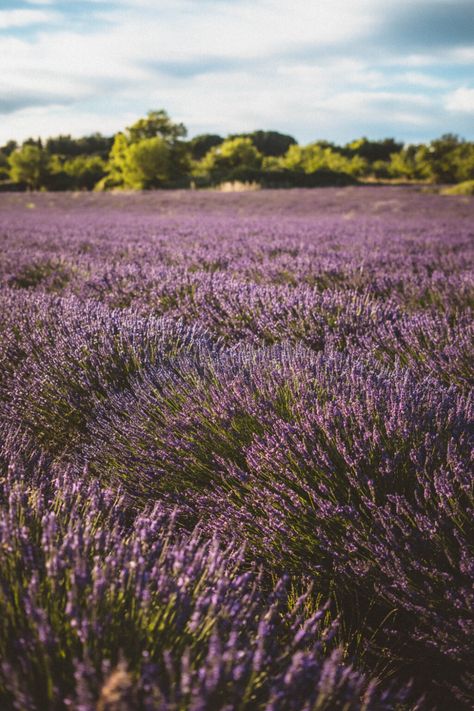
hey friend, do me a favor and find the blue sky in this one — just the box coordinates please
[0,0,473,145]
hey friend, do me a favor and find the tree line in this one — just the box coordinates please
[1,109,474,191]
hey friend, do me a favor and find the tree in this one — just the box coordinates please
[45,133,113,160]
[126,110,187,143]
[388,145,432,181]
[63,156,107,190]
[76,133,113,159]
[105,110,189,188]
[371,160,391,179]
[43,155,76,191]
[426,133,464,183]
[279,143,367,177]
[345,137,403,163]
[189,134,224,161]
[8,144,49,190]
[453,143,474,182]
[106,135,171,189]
[105,132,129,187]
[1,140,18,157]
[124,138,171,188]
[0,150,9,180]
[22,137,43,149]
[230,131,297,157]
[198,137,263,179]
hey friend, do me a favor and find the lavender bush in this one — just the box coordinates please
[0,188,472,709]
[0,465,416,710]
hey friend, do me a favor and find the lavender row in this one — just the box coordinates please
[0,294,472,706]
[1,205,473,317]
[0,465,416,710]
[0,190,473,709]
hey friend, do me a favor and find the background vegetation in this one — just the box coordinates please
[1,109,474,191]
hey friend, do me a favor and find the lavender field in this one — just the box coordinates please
[0,187,473,710]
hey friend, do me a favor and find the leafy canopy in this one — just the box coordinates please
[8,145,49,190]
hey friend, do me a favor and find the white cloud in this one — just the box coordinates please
[446,87,474,112]
[77,0,378,61]
[399,72,450,88]
[0,0,472,143]
[451,47,474,63]
[0,104,127,142]
[0,9,58,29]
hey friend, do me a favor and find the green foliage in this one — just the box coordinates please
[252,130,297,156]
[345,137,403,163]
[125,138,171,189]
[107,134,171,189]
[196,137,263,179]
[9,260,71,291]
[371,160,391,179]
[387,136,474,183]
[231,130,297,157]
[441,180,474,195]
[8,144,49,190]
[424,134,474,183]
[191,168,357,189]
[0,140,18,157]
[103,132,129,188]
[278,143,367,177]
[2,111,474,190]
[126,109,187,143]
[388,145,431,181]
[44,155,107,191]
[106,110,189,189]
[45,133,113,160]
[0,151,9,180]
[62,155,107,190]
[41,157,74,191]
[188,134,224,160]
[22,137,43,148]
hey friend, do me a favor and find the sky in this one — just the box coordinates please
[0,0,473,145]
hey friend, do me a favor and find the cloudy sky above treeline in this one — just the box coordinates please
[1,0,473,145]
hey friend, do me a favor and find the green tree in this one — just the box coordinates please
[22,137,43,149]
[424,134,474,183]
[105,110,189,189]
[105,132,129,187]
[62,156,107,190]
[126,110,187,143]
[8,144,49,190]
[388,145,431,181]
[230,131,297,157]
[124,138,171,188]
[43,155,75,191]
[197,137,263,179]
[45,133,113,160]
[0,150,9,180]
[371,160,391,179]
[453,143,474,182]
[1,140,18,157]
[250,130,297,157]
[189,134,224,161]
[106,135,171,189]
[279,143,367,176]
[388,136,474,184]
[345,137,403,163]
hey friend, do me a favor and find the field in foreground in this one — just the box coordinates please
[0,187,473,710]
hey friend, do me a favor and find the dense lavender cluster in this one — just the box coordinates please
[0,188,473,710]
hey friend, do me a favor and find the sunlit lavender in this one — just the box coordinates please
[0,187,473,710]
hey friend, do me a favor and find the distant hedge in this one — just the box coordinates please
[197,168,359,189]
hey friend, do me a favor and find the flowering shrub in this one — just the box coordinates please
[0,467,416,710]
[0,188,472,709]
